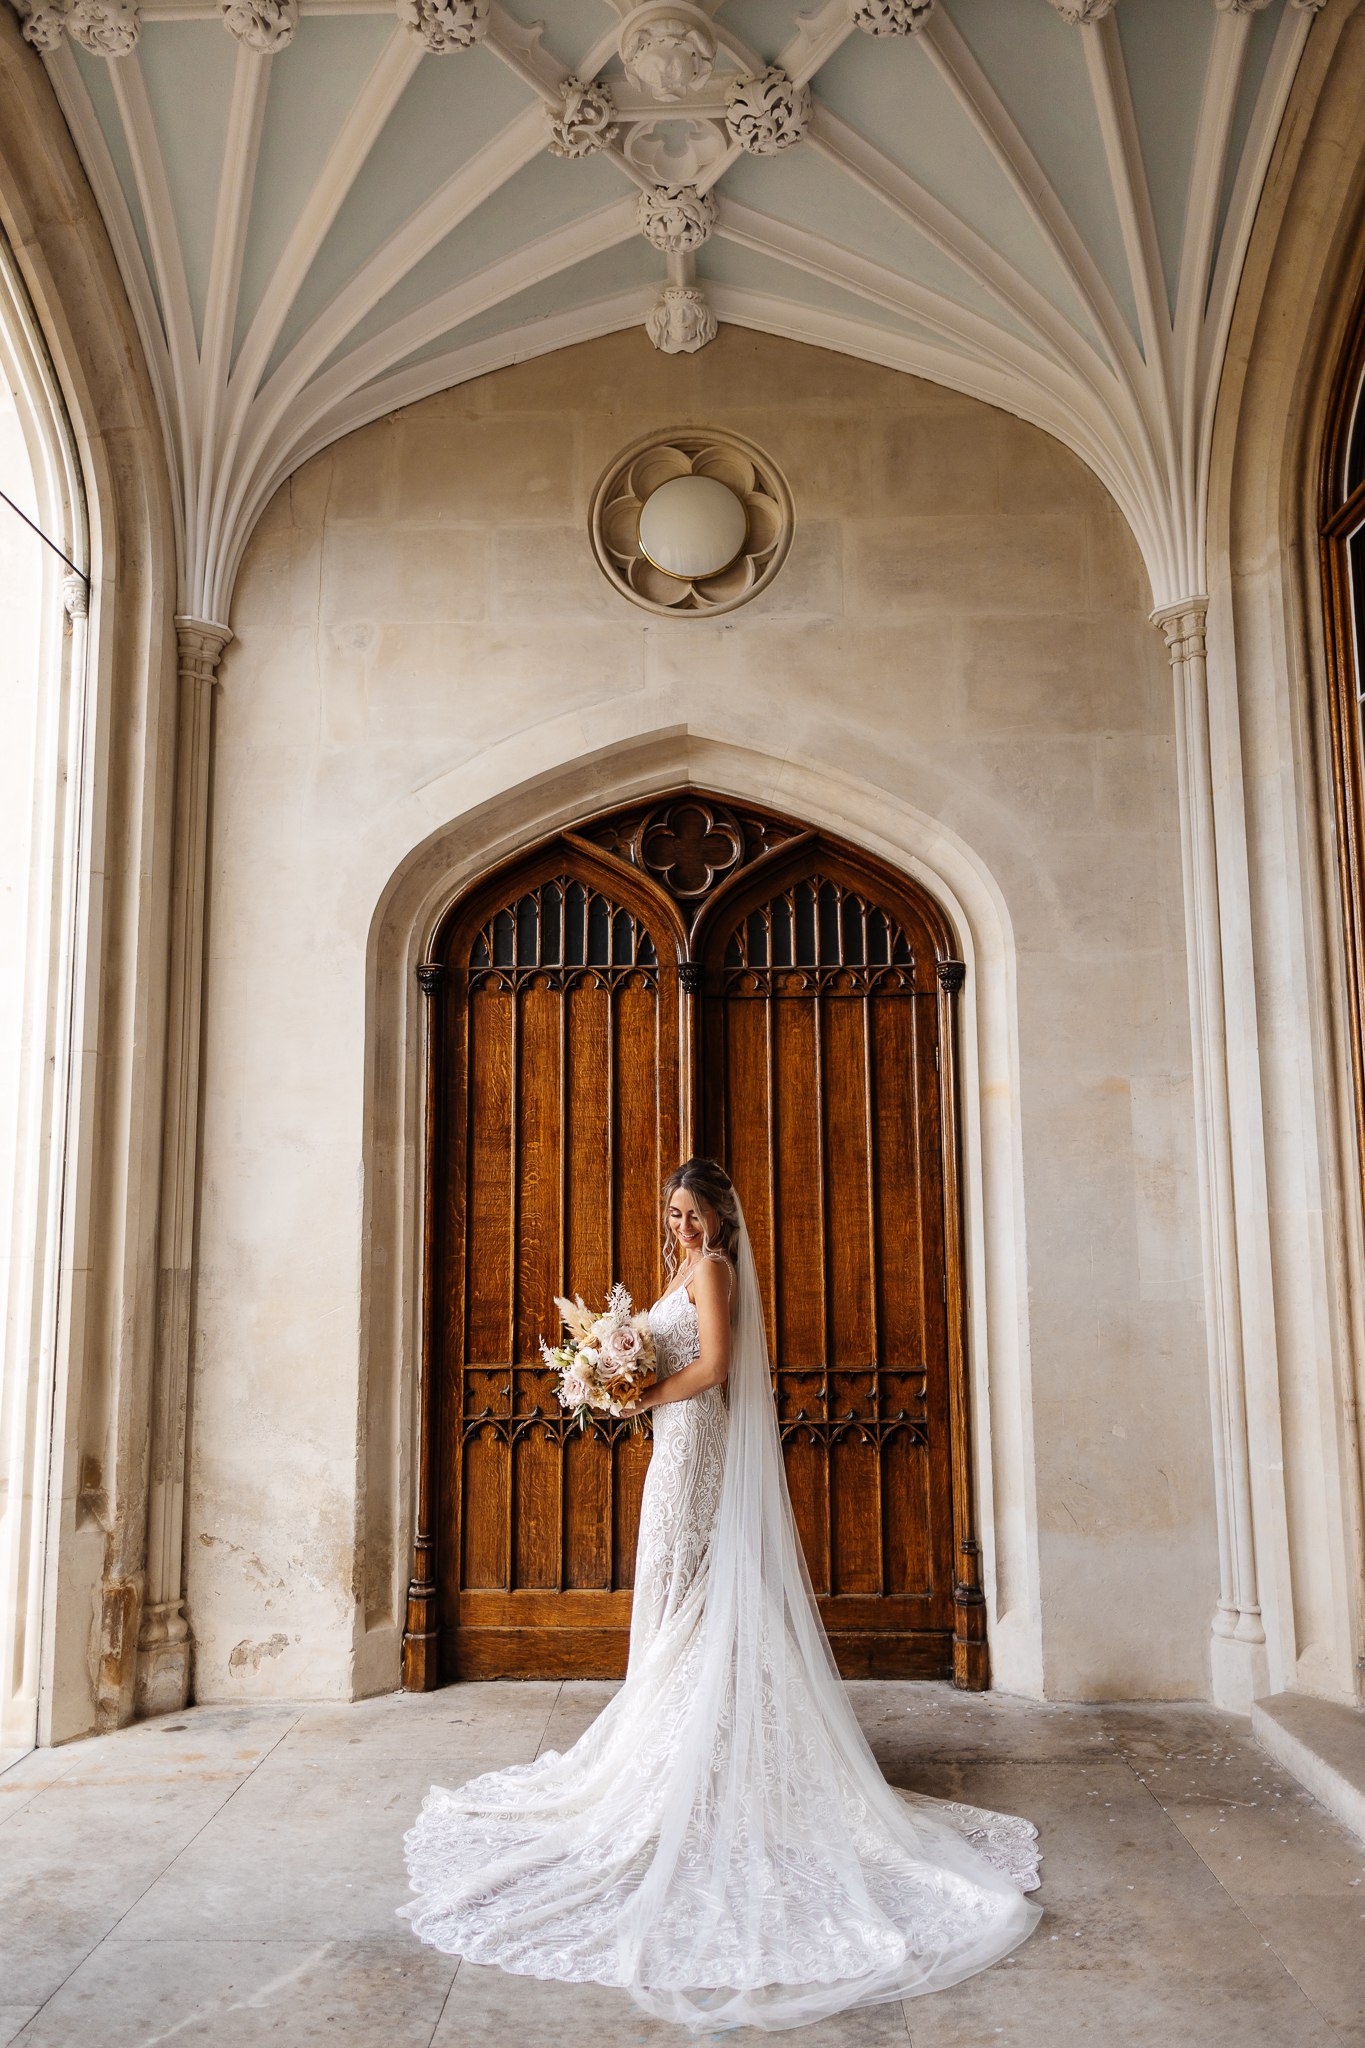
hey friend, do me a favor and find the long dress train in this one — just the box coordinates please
[400,1237,1043,2034]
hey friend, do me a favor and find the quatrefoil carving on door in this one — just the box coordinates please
[640,800,743,898]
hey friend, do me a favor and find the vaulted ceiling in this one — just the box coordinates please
[15,0,1324,618]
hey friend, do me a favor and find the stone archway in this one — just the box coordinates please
[407,790,986,1688]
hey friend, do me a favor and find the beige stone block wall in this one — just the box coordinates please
[193,328,1213,1703]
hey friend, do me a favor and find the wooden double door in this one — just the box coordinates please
[404,793,988,1690]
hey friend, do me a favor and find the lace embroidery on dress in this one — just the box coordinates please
[401,1270,1043,2029]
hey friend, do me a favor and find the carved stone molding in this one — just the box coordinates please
[636,182,716,253]
[725,66,811,154]
[851,0,936,33]
[221,0,298,51]
[645,283,717,355]
[619,3,716,100]
[67,0,140,53]
[395,0,488,55]
[1156,601,1208,668]
[61,571,88,619]
[548,76,619,158]
[623,116,727,188]
[1045,0,1117,21]
[588,427,795,618]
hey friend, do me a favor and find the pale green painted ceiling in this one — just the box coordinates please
[18,0,1325,616]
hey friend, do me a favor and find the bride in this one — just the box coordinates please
[400,1158,1042,2033]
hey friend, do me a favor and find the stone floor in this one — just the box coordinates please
[2,1682,1363,2046]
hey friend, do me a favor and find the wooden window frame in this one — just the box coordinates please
[1320,273,1365,1195]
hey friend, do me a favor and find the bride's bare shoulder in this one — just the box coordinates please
[689,1254,733,1306]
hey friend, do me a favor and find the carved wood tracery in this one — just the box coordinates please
[406,793,984,1689]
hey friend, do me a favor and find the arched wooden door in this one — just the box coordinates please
[695,847,976,1680]
[404,795,986,1689]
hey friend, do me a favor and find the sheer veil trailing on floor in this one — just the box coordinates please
[400,1196,1042,2033]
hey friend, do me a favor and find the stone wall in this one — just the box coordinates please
[192,326,1214,1703]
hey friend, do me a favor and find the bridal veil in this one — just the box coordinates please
[401,1195,1041,2032]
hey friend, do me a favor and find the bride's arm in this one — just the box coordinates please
[625,1256,732,1412]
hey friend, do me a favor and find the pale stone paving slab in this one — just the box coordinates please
[3,1685,1362,2046]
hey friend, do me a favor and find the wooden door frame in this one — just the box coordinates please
[402,793,988,1690]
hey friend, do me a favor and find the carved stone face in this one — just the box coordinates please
[645,286,718,357]
[622,16,716,102]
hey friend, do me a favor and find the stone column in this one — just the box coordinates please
[1155,598,1269,1711]
[134,615,232,1716]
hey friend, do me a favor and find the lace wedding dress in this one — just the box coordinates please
[401,1213,1042,2033]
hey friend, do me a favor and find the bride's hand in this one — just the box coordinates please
[620,1388,654,1418]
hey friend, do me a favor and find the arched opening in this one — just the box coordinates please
[1321,272,1365,1227]
[0,224,88,1759]
[402,790,987,1692]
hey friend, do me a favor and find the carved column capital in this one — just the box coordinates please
[678,960,704,995]
[67,0,141,52]
[1045,0,1117,20]
[174,614,233,685]
[222,0,299,49]
[415,961,445,997]
[935,959,966,995]
[62,572,89,619]
[1152,597,1209,668]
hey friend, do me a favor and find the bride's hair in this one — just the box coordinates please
[661,1157,741,1277]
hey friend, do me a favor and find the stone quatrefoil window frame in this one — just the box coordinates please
[588,427,795,618]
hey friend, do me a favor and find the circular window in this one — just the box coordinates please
[588,427,794,617]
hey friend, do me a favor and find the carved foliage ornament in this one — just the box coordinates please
[396,0,488,54]
[725,66,811,154]
[221,0,297,50]
[19,0,67,48]
[850,0,936,32]
[636,182,716,253]
[620,4,717,99]
[52,0,140,51]
[548,76,619,158]
[589,429,794,618]
[1045,0,1116,20]
[645,284,717,356]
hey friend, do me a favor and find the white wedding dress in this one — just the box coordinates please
[400,1214,1043,2033]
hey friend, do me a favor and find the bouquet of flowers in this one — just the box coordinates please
[541,1283,657,1434]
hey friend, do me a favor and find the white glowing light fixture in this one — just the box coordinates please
[637,473,748,580]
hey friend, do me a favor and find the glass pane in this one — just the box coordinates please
[1347,369,1365,502]
[1351,521,1365,704]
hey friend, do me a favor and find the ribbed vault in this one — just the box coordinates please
[11,0,1326,617]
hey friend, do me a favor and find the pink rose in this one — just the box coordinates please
[602,1324,643,1370]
